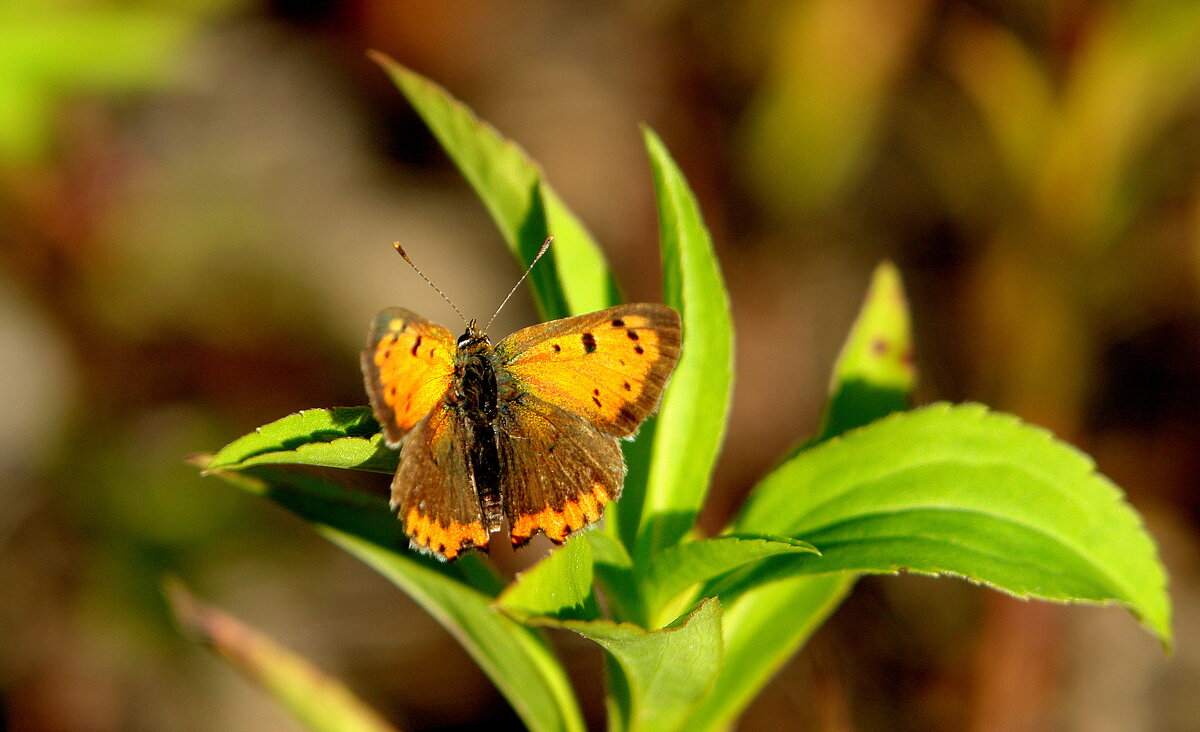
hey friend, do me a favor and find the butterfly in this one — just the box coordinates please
[361,240,682,560]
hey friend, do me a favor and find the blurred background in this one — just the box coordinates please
[1,0,1198,729]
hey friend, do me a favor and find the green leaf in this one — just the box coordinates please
[204,465,585,732]
[688,262,915,730]
[531,599,724,732]
[166,580,398,732]
[737,403,1172,643]
[496,533,599,621]
[630,128,733,559]
[369,53,618,319]
[678,575,851,731]
[816,260,914,442]
[587,530,644,626]
[204,408,395,474]
[638,535,818,628]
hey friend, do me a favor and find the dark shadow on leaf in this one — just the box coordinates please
[636,508,700,562]
[517,181,570,322]
[233,464,470,580]
[353,438,400,474]
[616,416,658,553]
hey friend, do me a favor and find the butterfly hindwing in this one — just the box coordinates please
[496,394,624,546]
[497,303,682,437]
[362,307,456,446]
[392,406,490,560]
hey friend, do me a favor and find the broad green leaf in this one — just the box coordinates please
[204,465,585,732]
[166,581,398,732]
[638,535,818,628]
[632,128,733,560]
[531,599,723,732]
[369,53,617,319]
[496,533,599,621]
[205,408,395,474]
[737,403,1171,643]
[690,262,914,730]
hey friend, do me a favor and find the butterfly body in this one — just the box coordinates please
[362,303,681,560]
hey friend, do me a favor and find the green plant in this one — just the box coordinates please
[182,56,1170,732]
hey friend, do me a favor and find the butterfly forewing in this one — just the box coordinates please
[496,394,625,546]
[362,308,456,446]
[392,407,490,559]
[497,304,682,437]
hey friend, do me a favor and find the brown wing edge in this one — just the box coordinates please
[391,408,491,561]
[497,394,626,548]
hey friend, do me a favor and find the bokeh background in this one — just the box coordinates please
[2,1,1199,730]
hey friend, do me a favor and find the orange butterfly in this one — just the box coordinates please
[361,240,682,560]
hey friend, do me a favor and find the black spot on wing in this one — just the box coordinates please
[582,332,597,354]
[411,334,422,357]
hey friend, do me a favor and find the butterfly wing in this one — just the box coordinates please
[496,303,682,437]
[496,394,624,546]
[361,307,456,447]
[392,406,490,560]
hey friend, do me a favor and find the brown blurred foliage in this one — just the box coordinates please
[1,1,1198,730]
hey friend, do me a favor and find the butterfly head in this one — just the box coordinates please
[457,319,491,352]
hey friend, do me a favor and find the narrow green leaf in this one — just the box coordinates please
[205,408,394,474]
[638,535,818,628]
[166,581,398,732]
[496,533,599,621]
[816,260,914,442]
[738,403,1172,643]
[369,53,617,319]
[632,128,733,559]
[531,599,724,732]
[204,465,585,732]
[691,262,914,730]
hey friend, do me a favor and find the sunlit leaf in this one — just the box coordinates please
[204,408,394,474]
[630,128,733,560]
[637,535,818,628]
[737,403,1171,644]
[531,599,723,732]
[496,533,599,621]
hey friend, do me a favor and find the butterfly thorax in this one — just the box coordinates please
[453,326,500,423]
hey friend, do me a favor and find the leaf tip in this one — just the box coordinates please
[188,452,214,473]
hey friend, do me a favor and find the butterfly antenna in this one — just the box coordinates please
[486,236,553,331]
[392,242,469,326]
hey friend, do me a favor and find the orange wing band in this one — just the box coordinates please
[510,484,611,545]
[405,508,489,560]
